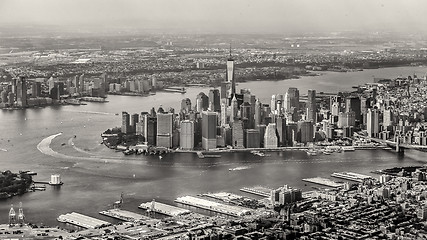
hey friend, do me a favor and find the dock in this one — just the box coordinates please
[175,196,251,217]
[331,172,373,182]
[57,212,111,229]
[240,186,272,197]
[99,209,151,222]
[139,201,191,216]
[302,177,344,188]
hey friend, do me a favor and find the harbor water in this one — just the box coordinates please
[0,66,427,226]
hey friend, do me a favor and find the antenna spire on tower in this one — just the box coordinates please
[229,43,232,57]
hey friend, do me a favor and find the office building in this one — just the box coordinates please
[231,120,244,148]
[220,100,228,126]
[286,87,300,111]
[32,81,41,98]
[130,114,139,134]
[181,98,192,114]
[245,129,260,148]
[346,96,361,123]
[254,98,262,127]
[226,49,236,96]
[180,120,194,150]
[240,102,253,129]
[157,113,174,148]
[297,120,314,144]
[196,92,209,112]
[307,89,316,122]
[208,89,220,112]
[367,108,380,138]
[383,109,394,127]
[230,95,238,121]
[276,115,287,146]
[202,111,217,150]
[270,95,276,112]
[16,77,27,107]
[264,123,278,148]
[121,112,131,134]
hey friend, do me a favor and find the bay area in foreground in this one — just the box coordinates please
[0,66,427,227]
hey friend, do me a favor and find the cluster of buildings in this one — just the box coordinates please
[119,54,321,150]
[0,73,109,108]
[118,51,427,151]
[20,168,427,239]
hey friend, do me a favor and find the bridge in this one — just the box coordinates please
[368,137,427,155]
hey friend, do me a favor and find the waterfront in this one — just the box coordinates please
[1,66,427,227]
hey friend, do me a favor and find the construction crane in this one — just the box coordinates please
[8,204,16,226]
[18,202,25,224]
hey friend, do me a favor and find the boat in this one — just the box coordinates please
[159,156,163,159]
[342,146,355,151]
[322,149,334,155]
[229,166,250,171]
[306,149,318,156]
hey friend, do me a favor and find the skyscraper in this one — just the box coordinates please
[240,102,253,129]
[231,120,244,148]
[181,98,192,114]
[307,89,316,122]
[202,111,217,150]
[226,46,236,96]
[286,87,300,111]
[180,120,194,150]
[367,108,380,138]
[79,74,85,93]
[220,100,228,126]
[196,92,209,112]
[230,95,238,121]
[276,115,287,146]
[383,108,394,128]
[208,89,220,112]
[16,77,27,107]
[130,114,139,134]
[346,96,361,123]
[121,112,131,134]
[157,113,174,148]
[245,129,260,148]
[147,111,157,146]
[297,120,314,144]
[254,98,262,127]
[264,123,278,148]
[270,95,277,112]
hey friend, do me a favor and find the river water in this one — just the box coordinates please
[0,66,426,226]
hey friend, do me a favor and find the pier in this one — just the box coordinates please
[302,177,344,188]
[331,172,373,182]
[175,196,251,217]
[139,201,190,216]
[57,212,111,229]
[240,186,272,197]
[99,209,150,223]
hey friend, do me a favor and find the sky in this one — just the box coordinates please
[0,0,426,34]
